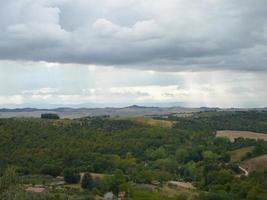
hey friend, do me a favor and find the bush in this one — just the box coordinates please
[41,164,62,177]
[63,168,80,183]
[81,173,93,190]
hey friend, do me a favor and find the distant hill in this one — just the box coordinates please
[0,106,266,119]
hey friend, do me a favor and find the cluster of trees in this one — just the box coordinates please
[41,113,60,119]
[171,111,267,133]
[0,112,267,199]
[61,168,128,197]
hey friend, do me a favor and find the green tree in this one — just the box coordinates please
[0,166,26,200]
[220,153,230,162]
[41,113,60,119]
[176,148,189,163]
[41,164,62,177]
[107,169,126,194]
[181,161,197,181]
[202,151,218,161]
[63,168,80,183]
[81,173,93,190]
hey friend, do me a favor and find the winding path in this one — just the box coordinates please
[238,166,249,176]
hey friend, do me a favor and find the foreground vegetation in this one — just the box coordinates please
[1,111,267,199]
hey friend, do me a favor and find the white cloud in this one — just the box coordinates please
[22,87,59,95]
[93,19,164,41]
[0,95,24,105]
[0,61,266,107]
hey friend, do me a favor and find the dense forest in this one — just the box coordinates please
[1,111,267,199]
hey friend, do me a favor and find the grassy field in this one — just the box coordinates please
[216,130,267,142]
[132,184,197,200]
[228,146,255,162]
[159,185,197,199]
[130,117,174,128]
[241,154,267,173]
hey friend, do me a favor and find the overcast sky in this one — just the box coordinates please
[0,0,267,108]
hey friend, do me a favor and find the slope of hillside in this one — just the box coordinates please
[1,106,267,119]
[0,106,203,118]
[216,131,267,142]
[241,154,267,173]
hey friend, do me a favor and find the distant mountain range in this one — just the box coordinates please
[0,105,266,119]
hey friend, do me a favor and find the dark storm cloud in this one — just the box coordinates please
[0,0,267,71]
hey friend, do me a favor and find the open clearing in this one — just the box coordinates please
[160,185,197,199]
[216,130,267,142]
[228,146,255,162]
[241,154,267,173]
[167,181,195,190]
[130,117,174,128]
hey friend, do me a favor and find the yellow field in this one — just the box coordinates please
[216,130,267,142]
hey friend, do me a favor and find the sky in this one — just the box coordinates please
[0,0,267,108]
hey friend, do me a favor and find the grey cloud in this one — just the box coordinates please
[0,0,267,71]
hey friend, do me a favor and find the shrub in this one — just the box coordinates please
[63,168,80,183]
[81,173,93,190]
[41,164,62,177]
